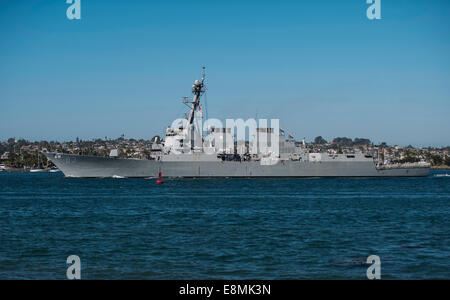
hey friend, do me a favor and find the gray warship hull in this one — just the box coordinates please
[44,153,430,178]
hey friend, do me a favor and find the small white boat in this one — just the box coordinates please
[49,168,60,173]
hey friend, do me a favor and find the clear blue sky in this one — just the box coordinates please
[1,0,449,147]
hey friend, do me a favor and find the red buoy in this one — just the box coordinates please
[156,172,163,184]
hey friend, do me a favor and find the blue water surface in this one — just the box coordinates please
[0,171,449,279]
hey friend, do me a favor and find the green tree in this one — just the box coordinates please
[429,154,443,166]
[314,136,327,145]
[333,137,353,147]
[400,150,420,163]
[354,138,371,146]
[445,156,450,167]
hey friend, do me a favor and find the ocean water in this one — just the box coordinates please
[0,171,449,280]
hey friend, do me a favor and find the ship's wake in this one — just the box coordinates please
[433,173,450,178]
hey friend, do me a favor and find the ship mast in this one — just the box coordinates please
[187,67,206,125]
[185,67,206,151]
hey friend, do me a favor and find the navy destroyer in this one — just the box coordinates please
[44,69,430,178]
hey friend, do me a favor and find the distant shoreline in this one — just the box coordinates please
[3,168,29,172]
[431,166,450,170]
[3,168,51,172]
